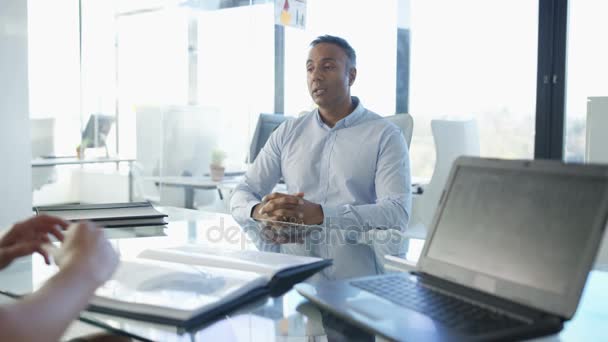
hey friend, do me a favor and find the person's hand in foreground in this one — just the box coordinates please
[53,221,119,285]
[0,215,68,270]
[0,220,119,342]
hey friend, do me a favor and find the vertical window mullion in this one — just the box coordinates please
[535,0,555,159]
[549,0,568,160]
[535,0,568,160]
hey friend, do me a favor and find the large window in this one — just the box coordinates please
[284,0,398,117]
[197,3,274,166]
[408,0,538,178]
[114,2,274,173]
[115,5,189,168]
[29,0,594,207]
[564,1,608,163]
[28,0,81,155]
[29,0,275,207]
[281,0,538,179]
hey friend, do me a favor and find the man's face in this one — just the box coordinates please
[306,43,355,109]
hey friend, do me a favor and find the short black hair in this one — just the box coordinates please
[310,35,356,67]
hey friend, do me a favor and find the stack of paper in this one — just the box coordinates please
[34,202,168,228]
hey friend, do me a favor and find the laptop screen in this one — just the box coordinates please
[426,164,608,297]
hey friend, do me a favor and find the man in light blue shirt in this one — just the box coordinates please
[231,35,411,280]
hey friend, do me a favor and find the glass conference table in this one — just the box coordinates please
[0,207,606,341]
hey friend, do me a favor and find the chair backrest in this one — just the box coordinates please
[385,113,414,147]
[249,113,291,163]
[418,119,480,225]
[130,161,161,204]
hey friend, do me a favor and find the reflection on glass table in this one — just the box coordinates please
[77,287,375,342]
[0,206,606,341]
[73,270,608,342]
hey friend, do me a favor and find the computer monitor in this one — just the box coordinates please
[81,114,115,148]
[248,113,291,163]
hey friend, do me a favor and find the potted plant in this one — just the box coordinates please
[210,149,227,181]
[75,138,91,159]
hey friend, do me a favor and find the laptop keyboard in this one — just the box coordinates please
[350,275,528,335]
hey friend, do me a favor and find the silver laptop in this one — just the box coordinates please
[297,157,608,341]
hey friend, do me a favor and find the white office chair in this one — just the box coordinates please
[130,162,161,204]
[407,119,480,239]
[385,113,414,147]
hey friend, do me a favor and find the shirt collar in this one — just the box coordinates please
[314,96,365,130]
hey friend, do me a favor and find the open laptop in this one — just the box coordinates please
[297,157,608,341]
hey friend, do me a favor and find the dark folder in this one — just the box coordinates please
[34,202,167,228]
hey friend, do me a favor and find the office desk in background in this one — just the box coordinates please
[146,175,244,209]
[1,207,605,341]
[32,156,135,201]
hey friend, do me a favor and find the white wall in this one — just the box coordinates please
[0,0,32,227]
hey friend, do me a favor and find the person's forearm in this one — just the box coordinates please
[322,196,410,233]
[231,189,284,251]
[230,184,263,225]
[0,264,100,341]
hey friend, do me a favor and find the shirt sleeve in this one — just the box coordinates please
[320,129,412,234]
[230,122,289,252]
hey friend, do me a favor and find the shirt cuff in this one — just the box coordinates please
[247,201,261,219]
[321,205,339,229]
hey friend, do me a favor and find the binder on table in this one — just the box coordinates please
[34,202,167,228]
[86,245,331,329]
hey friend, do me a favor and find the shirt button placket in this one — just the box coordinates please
[321,130,337,201]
